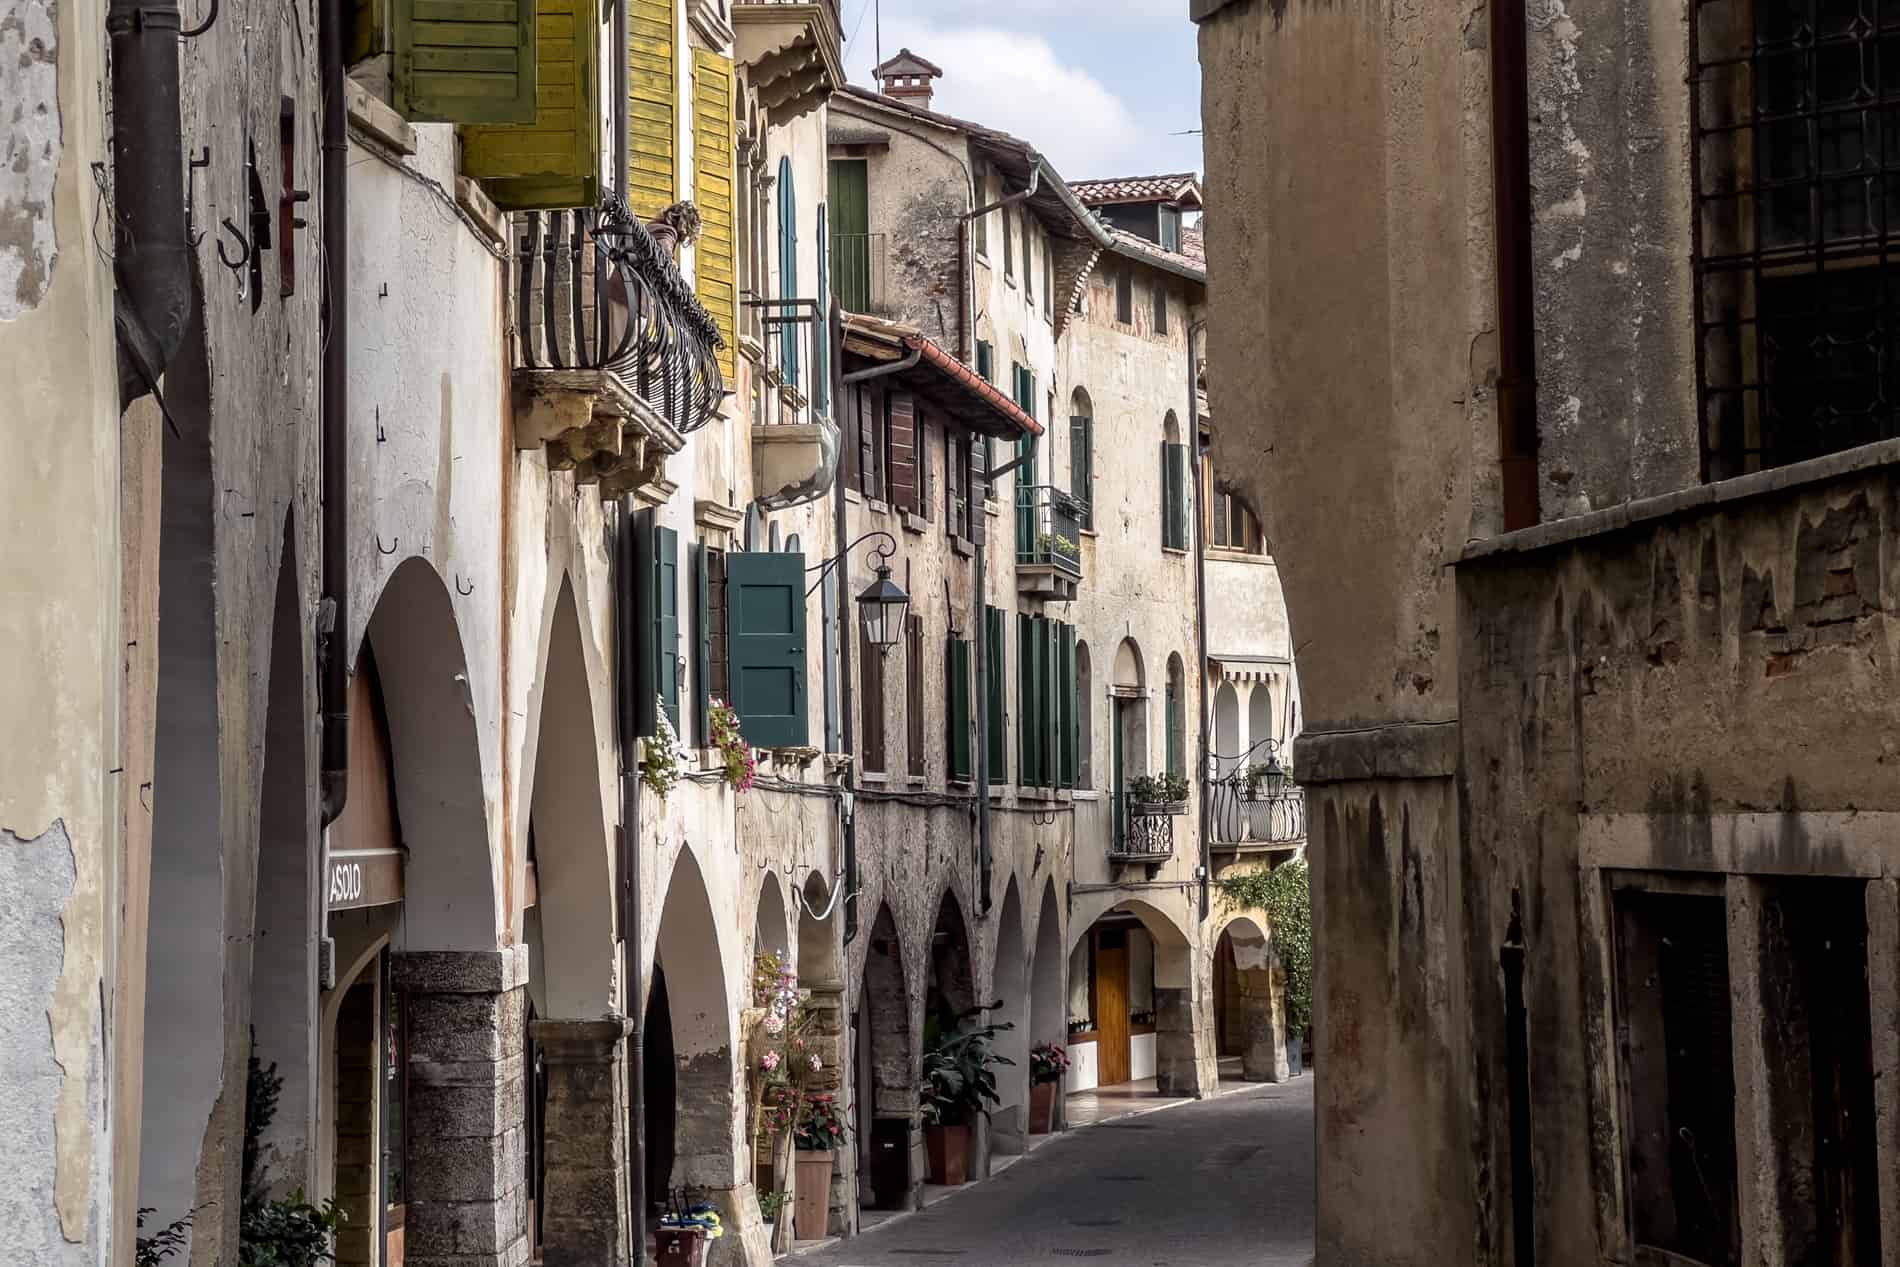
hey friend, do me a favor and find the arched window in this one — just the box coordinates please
[778,156,798,386]
[1165,654,1187,778]
[1076,641,1094,789]
[1070,388,1093,529]
[1161,411,1188,551]
[814,202,830,415]
[1248,681,1273,751]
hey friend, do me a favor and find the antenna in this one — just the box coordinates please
[875,0,881,68]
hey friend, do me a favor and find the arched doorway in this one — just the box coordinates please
[1214,917,1287,1083]
[989,881,1029,1155]
[756,874,790,966]
[1028,880,1064,1136]
[1110,638,1147,851]
[854,904,913,1211]
[1214,681,1241,775]
[1248,680,1275,751]
[1067,899,1211,1099]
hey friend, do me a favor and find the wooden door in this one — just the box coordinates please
[1096,930,1131,1086]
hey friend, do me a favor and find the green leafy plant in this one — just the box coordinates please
[1035,531,1078,557]
[642,698,681,797]
[1129,772,1189,804]
[1028,1041,1070,1086]
[1217,859,1313,1039]
[708,699,756,791]
[795,1093,848,1152]
[919,1006,1016,1128]
[136,1209,191,1267]
[757,1189,788,1224]
[241,1039,345,1267]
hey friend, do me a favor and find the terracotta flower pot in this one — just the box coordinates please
[654,1227,708,1266]
[924,1122,970,1186]
[1029,1079,1057,1135]
[794,1149,834,1240]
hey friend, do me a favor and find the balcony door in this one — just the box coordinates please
[828,158,870,311]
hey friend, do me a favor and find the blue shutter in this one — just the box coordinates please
[725,550,809,748]
[778,156,799,386]
[815,203,830,415]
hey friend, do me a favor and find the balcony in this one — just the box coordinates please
[510,203,725,504]
[831,232,888,314]
[1109,792,1181,864]
[733,0,843,119]
[1016,484,1086,601]
[1205,742,1306,855]
[743,295,840,509]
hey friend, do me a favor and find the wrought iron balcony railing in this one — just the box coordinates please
[1110,791,1182,863]
[511,202,724,435]
[1015,484,1085,578]
[1205,739,1306,848]
[831,232,887,314]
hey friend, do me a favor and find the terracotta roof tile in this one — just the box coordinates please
[1071,174,1204,208]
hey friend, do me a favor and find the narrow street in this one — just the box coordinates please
[802,1080,1315,1267]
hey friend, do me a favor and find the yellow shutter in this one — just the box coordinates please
[692,48,736,379]
[460,0,601,209]
[627,0,675,219]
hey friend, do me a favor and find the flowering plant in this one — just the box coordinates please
[642,698,681,798]
[795,1094,848,1152]
[708,699,756,792]
[1029,1041,1071,1086]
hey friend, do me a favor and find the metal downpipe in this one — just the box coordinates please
[319,0,350,825]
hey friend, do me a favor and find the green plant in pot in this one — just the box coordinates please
[919,1005,1015,1186]
[1129,772,1190,809]
[792,1093,847,1240]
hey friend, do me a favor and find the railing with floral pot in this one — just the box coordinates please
[1205,737,1305,850]
[1113,773,1189,862]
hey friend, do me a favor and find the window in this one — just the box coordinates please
[1694,0,1900,475]
[1160,205,1182,253]
[777,156,798,386]
[1025,226,1035,305]
[1070,390,1093,529]
[1208,479,1264,553]
[887,390,919,513]
[975,170,989,258]
[948,431,974,539]
[906,615,925,776]
[1075,641,1093,789]
[635,515,680,735]
[1152,279,1168,335]
[692,542,729,742]
[851,384,886,500]
[1613,887,1739,1266]
[1004,205,1015,281]
[1115,267,1133,324]
[946,636,973,781]
[828,158,871,312]
[725,548,809,747]
[985,605,1006,783]
[1015,615,1076,791]
[1043,247,1053,321]
[1161,440,1189,551]
[975,339,993,382]
[860,621,885,774]
[1164,655,1185,778]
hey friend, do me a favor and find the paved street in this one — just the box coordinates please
[801,1078,1315,1267]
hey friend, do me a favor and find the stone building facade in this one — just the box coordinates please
[1197,0,1900,1262]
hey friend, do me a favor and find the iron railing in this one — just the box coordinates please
[831,232,887,313]
[1205,738,1305,847]
[1015,484,1085,577]
[511,200,724,434]
[741,294,828,426]
[1110,792,1179,862]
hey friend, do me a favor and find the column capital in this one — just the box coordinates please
[392,947,530,994]
[531,1016,633,1062]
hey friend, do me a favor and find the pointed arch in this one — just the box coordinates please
[990,878,1030,1153]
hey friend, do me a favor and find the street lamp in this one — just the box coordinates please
[1259,747,1288,798]
[807,531,910,655]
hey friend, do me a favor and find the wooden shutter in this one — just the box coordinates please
[1017,612,1033,787]
[857,386,881,499]
[906,615,925,776]
[976,340,993,382]
[815,207,830,415]
[777,156,799,387]
[726,550,809,748]
[1163,442,1188,549]
[919,413,936,522]
[828,159,869,310]
[1058,622,1077,788]
[394,0,536,124]
[626,0,674,219]
[1165,676,1180,777]
[692,49,737,379]
[888,390,918,512]
[842,384,862,489]
[1071,414,1092,529]
[859,622,885,773]
[634,522,679,735]
[459,0,599,208]
[693,542,710,743]
[947,638,972,781]
[985,606,1006,784]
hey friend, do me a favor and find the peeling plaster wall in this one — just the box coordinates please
[1455,453,1900,1263]
[1,0,61,317]
[1526,0,1700,514]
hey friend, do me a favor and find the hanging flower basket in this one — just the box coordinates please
[708,698,756,792]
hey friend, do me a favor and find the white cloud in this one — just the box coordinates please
[844,19,1156,179]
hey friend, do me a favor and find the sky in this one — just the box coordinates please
[837,0,1205,185]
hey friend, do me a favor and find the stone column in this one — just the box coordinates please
[394,949,531,1267]
[1236,961,1290,1083]
[534,1017,633,1267]
[333,979,379,1267]
[1152,982,1219,1097]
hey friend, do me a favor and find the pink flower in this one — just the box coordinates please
[764,1012,784,1035]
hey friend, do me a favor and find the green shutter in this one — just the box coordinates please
[1165,676,1180,777]
[1163,442,1188,550]
[725,550,808,748]
[947,637,973,781]
[693,542,710,743]
[1058,622,1077,788]
[830,159,870,311]
[459,0,599,208]
[976,340,993,382]
[394,0,536,124]
[1017,612,1033,787]
[1071,415,1092,529]
[985,606,1006,784]
[654,525,679,734]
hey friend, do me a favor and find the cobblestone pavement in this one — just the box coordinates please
[799,1077,1315,1267]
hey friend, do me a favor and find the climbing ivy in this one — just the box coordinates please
[1216,859,1312,1040]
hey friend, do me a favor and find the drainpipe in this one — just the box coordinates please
[615,501,647,1264]
[1188,320,1210,922]
[831,297,864,946]
[109,0,192,404]
[972,437,1036,914]
[318,0,350,826]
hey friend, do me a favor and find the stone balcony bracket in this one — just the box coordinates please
[733,0,843,119]
[514,366,687,505]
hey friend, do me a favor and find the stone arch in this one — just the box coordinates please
[989,878,1030,1154]
[1248,680,1275,751]
[364,556,498,951]
[1214,680,1241,775]
[1213,914,1287,1083]
[251,519,320,1198]
[925,888,977,1046]
[797,871,842,988]
[527,576,615,1019]
[1029,879,1065,1082]
[756,871,790,965]
[1069,896,1214,1097]
[1075,640,1094,789]
[855,903,915,1210]
[1112,636,1145,690]
[649,846,739,1198]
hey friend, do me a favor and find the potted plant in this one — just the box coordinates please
[918,1008,1015,1186]
[1027,1042,1070,1135]
[1129,772,1190,815]
[793,1093,846,1239]
[757,1189,787,1228]
[642,697,681,797]
[708,698,757,791]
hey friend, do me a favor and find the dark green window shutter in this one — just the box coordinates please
[652,524,680,734]
[693,542,710,743]
[976,340,993,382]
[1071,415,1092,529]
[1163,442,1188,550]
[726,550,808,748]
[1017,612,1033,787]
[394,0,537,124]
[947,637,973,781]
[1165,676,1180,777]
[1058,622,1077,788]
[985,605,1006,784]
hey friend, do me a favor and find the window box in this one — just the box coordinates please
[1131,799,1189,817]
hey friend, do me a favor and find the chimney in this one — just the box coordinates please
[873,48,943,111]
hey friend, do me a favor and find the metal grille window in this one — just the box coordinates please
[1694,0,1900,476]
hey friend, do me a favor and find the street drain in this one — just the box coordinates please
[1067,1218,1124,1228]
[1053,1251,1112,1258]
[1098,1174,1149,1182]
[1099,1122,1154,1130]
[889,1251,966,1257]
